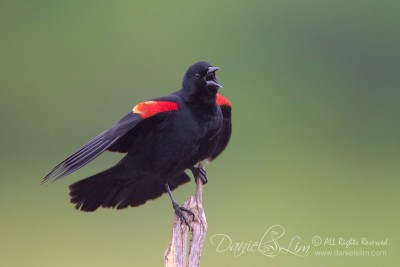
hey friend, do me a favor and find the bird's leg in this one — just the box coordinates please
[164,183,195,227]
[190,164,207,184]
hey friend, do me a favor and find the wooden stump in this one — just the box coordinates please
[164,164,208,267]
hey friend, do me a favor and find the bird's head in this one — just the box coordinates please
[182,61,222,97]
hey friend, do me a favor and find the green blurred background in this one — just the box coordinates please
[1,1,399,266]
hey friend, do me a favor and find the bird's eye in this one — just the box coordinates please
[195,73,200,78]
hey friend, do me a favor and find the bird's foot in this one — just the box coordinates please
[173,202,195,227]
[190,165,208,184]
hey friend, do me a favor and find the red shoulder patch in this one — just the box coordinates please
[133,101,178,119]
[216,94,231,107]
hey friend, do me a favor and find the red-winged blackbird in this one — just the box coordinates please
[42,61,232,225]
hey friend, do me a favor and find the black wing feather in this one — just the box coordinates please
[42,113,142,184]
[108,111,176,153]
[208,104,232,161]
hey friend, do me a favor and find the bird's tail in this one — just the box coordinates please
[69,165,190,212]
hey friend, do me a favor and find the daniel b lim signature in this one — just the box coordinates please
[209,225,388,258]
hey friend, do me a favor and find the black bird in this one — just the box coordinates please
[43,61,232,225]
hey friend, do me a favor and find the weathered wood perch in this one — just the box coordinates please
[164,163,208,267]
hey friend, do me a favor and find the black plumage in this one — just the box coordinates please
[43,61,232,221]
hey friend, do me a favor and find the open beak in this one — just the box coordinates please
[206,67,223,89]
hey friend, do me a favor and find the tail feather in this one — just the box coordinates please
[69,165,190,212]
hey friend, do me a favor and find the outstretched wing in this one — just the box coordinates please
[208,93,232,161]
[42,98,179,184]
